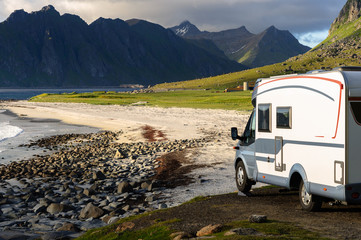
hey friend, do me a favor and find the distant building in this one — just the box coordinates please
[224,82,255,92]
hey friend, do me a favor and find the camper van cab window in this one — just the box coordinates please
[258,104,271,132]
[351,102,361,125]
[242,111,255,145]
[277,107,292,129]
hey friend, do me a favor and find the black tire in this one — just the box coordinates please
[235,161,252,193]
[299,180,322,211]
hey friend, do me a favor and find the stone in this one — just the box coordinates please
[170,232,193,240]
[140,182,150,190]
[79,203,104,219]
[159,203,167,209]
[83,189,95,197]
[47,203,71,214]
[249,215,267,223]
[101,215,112,224]
[117,182,133,194]
[109,202,122,209]
[114,150,123,159]
[56,222,81,232]
[93,171,106,180]
[122,205,131,211]
[33,204,47,214]
[108,217,120,225]
[226,227,260,236]
[115,221,135,232]
[145,195,156,202]
[196,224,223,237]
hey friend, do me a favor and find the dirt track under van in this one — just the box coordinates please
[131,187,361,239]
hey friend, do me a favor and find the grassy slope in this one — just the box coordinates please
[153,18,361,90]
[30,90,254,111]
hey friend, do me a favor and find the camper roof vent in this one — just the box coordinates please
[333,66,361,71]
[306,69,326,74]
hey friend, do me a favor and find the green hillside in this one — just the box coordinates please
[153,46,361,90]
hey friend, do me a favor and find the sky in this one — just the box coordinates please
[0,0,348,48]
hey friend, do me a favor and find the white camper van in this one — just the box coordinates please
[231,66,361,211]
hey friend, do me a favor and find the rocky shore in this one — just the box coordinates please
[0,130,207,239]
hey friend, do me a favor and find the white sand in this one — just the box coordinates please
[1,101,259,204]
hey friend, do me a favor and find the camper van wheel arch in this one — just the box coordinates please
[299,180,322,212]
[235,160,252,193]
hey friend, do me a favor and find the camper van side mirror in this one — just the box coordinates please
[231,127,241,140]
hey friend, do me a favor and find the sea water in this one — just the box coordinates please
[0,121,23,145]
[0,88,128,164]
[0,87,132,100]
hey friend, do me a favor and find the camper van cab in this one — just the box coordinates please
[231,67,361,211]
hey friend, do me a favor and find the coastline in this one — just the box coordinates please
[0,108,99,165]
[0,101,252,238]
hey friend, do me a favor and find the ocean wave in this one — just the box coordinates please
[0,122,23,142]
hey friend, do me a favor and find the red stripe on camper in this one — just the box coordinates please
[255,76,343,139]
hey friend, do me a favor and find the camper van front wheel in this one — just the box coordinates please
[299,181,322,211]
[235,161,252,193]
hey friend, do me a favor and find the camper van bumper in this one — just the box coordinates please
[309,183,346,201]
[311,183,361,204]
[345,183,361,204]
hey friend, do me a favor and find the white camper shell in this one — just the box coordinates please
[231,67,361,211]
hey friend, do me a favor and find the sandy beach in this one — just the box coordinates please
[0,101,253,237]
[1,101,250,142]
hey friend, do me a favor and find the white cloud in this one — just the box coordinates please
[294,30,329,48]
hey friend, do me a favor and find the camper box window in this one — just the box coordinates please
[351,102,361,125]
[258,104,271,132]
[277,107,292,129]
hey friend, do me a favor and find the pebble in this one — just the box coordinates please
[0,131,207,238]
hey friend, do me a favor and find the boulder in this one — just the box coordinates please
[115,222,135,232]
[56,222,81,232]
[46,203,71,214]
[93,171,106,180]
[83,188,95,197]
[79,203,104,219]
[33,204,47,214]
[196,224,222,237]
[170,232,193,240]
[249,215,267,223]
[117,182,133,194]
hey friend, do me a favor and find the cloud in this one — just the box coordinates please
[0,0,347,37]
[294,30,329,48]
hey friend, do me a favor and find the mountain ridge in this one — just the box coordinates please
[155,0,361,90]
[0,6,245,88]
[170,21,310,68]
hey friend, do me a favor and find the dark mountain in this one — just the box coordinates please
[170,21,310,68]
[233,26,311,67]
[169,20,202,37]
[0,6,245,88]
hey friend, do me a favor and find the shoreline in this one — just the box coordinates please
[0,108,99,165]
